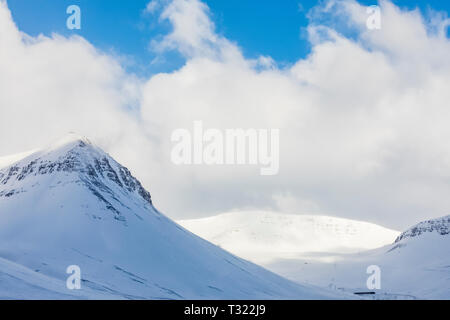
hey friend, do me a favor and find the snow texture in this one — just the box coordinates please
[180,211,450,299]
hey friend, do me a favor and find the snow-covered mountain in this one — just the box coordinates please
[0,135,341,299]
[394,215,450,242]
[324,215,450,299]
[179,212,450,299]
[178,211,399,264]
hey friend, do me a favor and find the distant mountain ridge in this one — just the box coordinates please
[395,215,450,243]
[178,211,399,264]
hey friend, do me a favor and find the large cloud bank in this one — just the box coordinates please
[1,0,450,229]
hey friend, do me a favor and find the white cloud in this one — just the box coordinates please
[1,0,450,229]
[150,0,239,60]
[0,0,153,182]
[144,0,161,14]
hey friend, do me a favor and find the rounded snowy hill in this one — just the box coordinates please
[0,135,342,299]
[178,211,399,264]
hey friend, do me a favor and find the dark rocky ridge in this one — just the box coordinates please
[395,215,450,243]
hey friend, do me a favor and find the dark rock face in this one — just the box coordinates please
[395,215,450,243]
[0,140,152,208]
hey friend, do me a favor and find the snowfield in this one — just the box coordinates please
[180,212,450,299]
[178,211,400,264]
[0,135,344,300]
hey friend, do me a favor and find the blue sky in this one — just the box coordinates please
[6,0,450,75]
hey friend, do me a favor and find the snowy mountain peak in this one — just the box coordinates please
[45,133,94,152]
[0,135,152,212]
[395,215,450,243]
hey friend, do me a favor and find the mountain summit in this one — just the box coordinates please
[395,215,450,243]
[0,134,152,223]
[0,136,339,299]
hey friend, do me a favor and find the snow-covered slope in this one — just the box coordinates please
[282,218,450,299]
[0,134,341,299]
[178,211,399,264]
[179,212,450,299]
